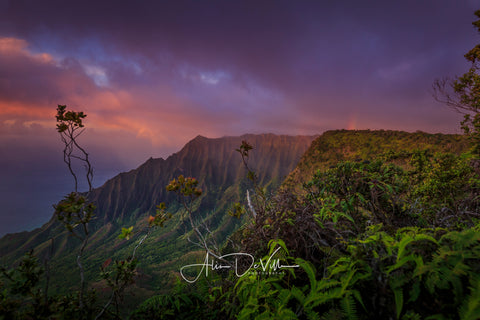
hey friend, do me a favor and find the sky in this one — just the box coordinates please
[0,0,479,236]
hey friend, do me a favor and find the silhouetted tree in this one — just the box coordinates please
[434,10,480,154]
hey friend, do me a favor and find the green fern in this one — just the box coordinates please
[458,276,480,320]
[340,294,358,320]
[392,286,404,319]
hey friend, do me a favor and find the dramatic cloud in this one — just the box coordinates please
[0,0,478,234]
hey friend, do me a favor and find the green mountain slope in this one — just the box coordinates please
[284,129,470,188]
[0,133,314,294]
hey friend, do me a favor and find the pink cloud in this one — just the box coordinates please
[0,37,54,63]
[0,37,247,160]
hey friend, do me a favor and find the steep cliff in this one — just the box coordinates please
[0,133,315,292]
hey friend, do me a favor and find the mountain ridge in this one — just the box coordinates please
[0,133,315,285]
[0,129,474,301]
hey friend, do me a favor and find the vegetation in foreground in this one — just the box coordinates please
[3,145,480,319]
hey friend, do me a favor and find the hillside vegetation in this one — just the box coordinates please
[285,129,469,188]
[130,129,480,319]
[2,127,480,319]
[0,133,315,314]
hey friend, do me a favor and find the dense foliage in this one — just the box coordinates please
[130,150,480,319]
[2,128,480,319]
[3,125,480,319]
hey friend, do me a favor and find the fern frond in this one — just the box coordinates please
[340,293,358,320]
[392,286,404,320]
[295,258,317,290]
[458,276,480,320]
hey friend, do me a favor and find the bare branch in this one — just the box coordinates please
[433,77,474,114]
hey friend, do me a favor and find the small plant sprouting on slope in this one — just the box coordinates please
[165,175,230,264]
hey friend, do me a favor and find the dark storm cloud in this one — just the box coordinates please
[3,0,476,130]
[2,1,475,93]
